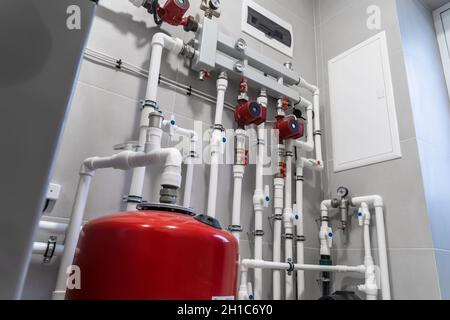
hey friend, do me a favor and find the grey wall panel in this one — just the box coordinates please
[0,0,96,299]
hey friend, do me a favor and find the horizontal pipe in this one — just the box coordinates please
[33,242,64,256]
[38,221,68,234]
[241,259,366,274]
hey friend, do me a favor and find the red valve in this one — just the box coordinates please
[280,162,287,177]
[274,117,304,142]
[239,79,248,94]
[235,101,267,129]
[282,97,290,111]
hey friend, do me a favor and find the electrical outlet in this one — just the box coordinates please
[46,183,61,201]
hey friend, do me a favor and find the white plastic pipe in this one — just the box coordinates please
[53,168,93,300]
[231,128,246,242]
[357,203,378,300]
[38,221,68,234]
[126,33,184,211]
[252,122,266,301]
[53,148,182,300]
[352,196,391,300]
[162,119,198,208]
[241,259,365,274]
[231,166,244,242]
[33,242,64,256]
[319,200,333,257]
[296,80,323,171]
[295,161,305,300]
[272,176,284,300]
[207,72,228,218]
[283,140,295,300]
[295,98,314,153]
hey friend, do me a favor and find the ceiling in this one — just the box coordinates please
[423,0,449,10]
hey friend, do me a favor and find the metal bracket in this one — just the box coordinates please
[253,230,265,237]
[43,236,57,264]
[123,195,143,204]
[286,258,295,276]
[228,225,243,233]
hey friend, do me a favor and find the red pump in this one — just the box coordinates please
[274,116,304,142]
[234,79,267,128]
[235,101,267,129]
[137,0,198,32]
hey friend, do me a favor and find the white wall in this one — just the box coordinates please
[397,0,450,299]
[23,0,323,300]
[315,0,441,299]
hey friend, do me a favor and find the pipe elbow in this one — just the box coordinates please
[151,33,184,54]
[372,195,384,207]
[320,200,332,212]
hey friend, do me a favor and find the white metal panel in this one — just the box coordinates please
[434,3,450,99]
[328,31,402,172]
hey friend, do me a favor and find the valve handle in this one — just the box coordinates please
[327,227,333,248]
[263,185,270,208]
[358,208,364,227]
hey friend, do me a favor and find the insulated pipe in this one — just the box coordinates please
[272,177,284,300]
[38,221,68,235]
[33,242,64,257]
[207,72,228,218]
[351,196,391,300]
[53,149,183,300]
[162,119,198,208]
[126,33,184,211]
[295,161,305,300]
[53,168,93,300]
[283,140,295,300]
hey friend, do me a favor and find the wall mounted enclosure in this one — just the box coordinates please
[328,31,402,172]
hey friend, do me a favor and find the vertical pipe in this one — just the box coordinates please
[52,169,93,300]
[312,92,323,164]
[283,140,295,300]
[295,161,305,300]
[375,206,391,300]
[231,166,245,242]
[253,123,265,300]
[126,37,165,211]
[183,158,194,208]
[272,177,284,300]
[207,72,228,218]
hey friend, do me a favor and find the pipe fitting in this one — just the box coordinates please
[151,33,184,55]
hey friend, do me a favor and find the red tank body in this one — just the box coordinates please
[65,209,239,300]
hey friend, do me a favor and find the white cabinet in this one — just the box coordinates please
[328,31,402,172]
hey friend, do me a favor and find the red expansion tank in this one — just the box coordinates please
[65,204,239,300]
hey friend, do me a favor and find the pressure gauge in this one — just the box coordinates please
[209,0,221,10]
[337,186,349,198]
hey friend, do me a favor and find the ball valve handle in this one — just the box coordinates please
[357,208,364,227]
[263,185,271,208]
[168,115,176,138]
[327,227,333,248]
